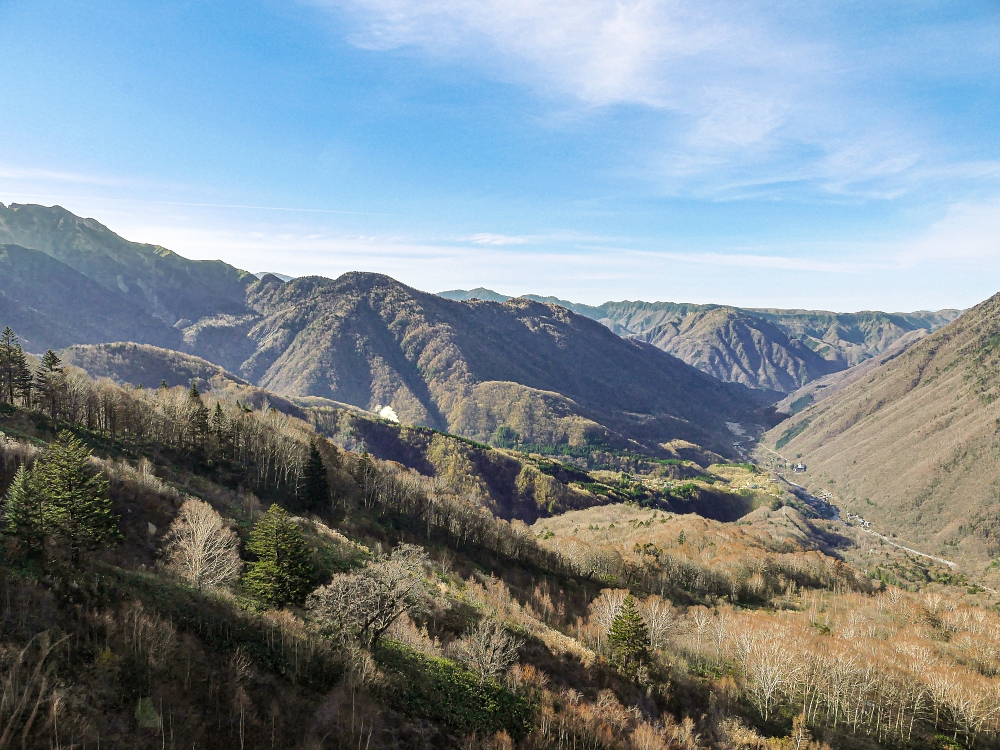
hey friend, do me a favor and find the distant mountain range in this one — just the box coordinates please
[0,203,773,458]
[439,289,960,392]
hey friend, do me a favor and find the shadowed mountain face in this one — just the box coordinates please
[0,244,180,352]
[187,273,774,455]
[0,203,254,324]
[764,296,1000,571]
[439,289,960,392]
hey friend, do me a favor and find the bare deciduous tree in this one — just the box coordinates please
[0,631,68,750]
[164,498,242,591]
[589,588,628,632]
[638,594,677,649]
[453,619,524,684]
[309,543,431,648]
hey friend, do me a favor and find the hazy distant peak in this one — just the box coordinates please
[438,287,511,302]
[254,271,294,282]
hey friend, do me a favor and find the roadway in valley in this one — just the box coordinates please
[756,444,961,572]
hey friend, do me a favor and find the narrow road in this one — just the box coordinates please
[758,444,957,570]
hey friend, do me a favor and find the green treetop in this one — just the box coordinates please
[608,594,650,673]
[301,441,330,513]
[242,504,315,608]
[32,431,121,567]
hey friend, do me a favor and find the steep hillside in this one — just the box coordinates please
[4,358,1000,749]
[605,304,836,391]
[764,294,1000,574]
[206,273,772,457]
[773,329,931,416]
[59,341,309,417]
[0,244,180,352]
[60,342,626,522]
[439,289,959,391]
[62,341,253,390]
[0,203,254,323]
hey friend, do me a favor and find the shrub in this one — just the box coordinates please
[376,640,535,740]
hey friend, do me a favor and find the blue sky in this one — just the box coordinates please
[1,0,998,310]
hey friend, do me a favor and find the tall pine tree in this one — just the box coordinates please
[34,431,121,567]
[36,350,66,421]
[188,383,210,452]
[242,504,314,608]
[12,345,32,408]
[301,440,330,513]
[0,327,18,404]
[608,594,650,674]
[1,464,46,560]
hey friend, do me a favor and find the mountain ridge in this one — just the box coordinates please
[438,287,961,391]
[0,202,255,324]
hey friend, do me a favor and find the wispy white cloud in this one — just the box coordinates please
[308,0,997,201]
[469,232,527,245]
[899,199,1000,264]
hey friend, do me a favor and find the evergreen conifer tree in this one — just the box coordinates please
[242,504,314,608]
[34,431,121,567]
[36,350,66,420]
[12,345,32,408]
[0,327,18,404]
[301,440,330,513]
[608,594,650,673]
[187,383,210,451]
[211,402,227,457]
[1,464,46,560]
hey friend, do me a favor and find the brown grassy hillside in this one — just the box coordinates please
[763,293,1000,577]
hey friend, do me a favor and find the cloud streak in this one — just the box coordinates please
[310,0,998,201]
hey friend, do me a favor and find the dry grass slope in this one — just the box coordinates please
[764,293,1000,578]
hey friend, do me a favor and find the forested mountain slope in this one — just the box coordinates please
[0,202,254,323]
[772,329,932,416]
[63,342,755,523]
[0,244,180,351]
[218,272,772,456]
[439,289,960,392]
[764,294,1000,572]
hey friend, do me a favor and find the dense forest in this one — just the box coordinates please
[0,325,998,749]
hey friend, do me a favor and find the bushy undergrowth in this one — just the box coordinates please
[376,640,536,739]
